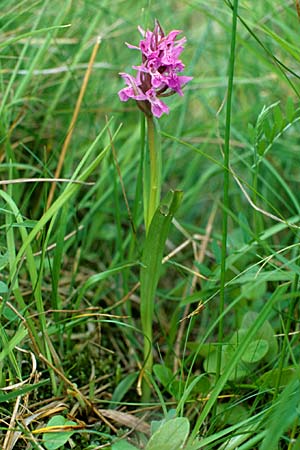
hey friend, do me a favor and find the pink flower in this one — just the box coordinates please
[118,20,192,118]
[118,73,147,102]
[145,88,169,118]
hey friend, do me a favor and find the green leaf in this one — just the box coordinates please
[203,338,249,381]
[12,220,38,229]
[241,339,269,364]
[153,364,174,389]
[257,138,267,156]
[257,367,300,389]
[217,403,249,425]
[184,439,203,450]
[111,372,138,405]
[262,119,272,140]
[273,104,283,130]
[286,97,295,122]
[2,305,18,321]
[153,364,181,399]
[0,379,49,403]
[0,326,28,363]
[146,417,190,450]
[151,409,177,435]
[241,311,278,361]
[241,280,267,300]
[0,251,8,270]
[112,440,139,450]
[0,281,8,294]
[43,415,77,450]
[140,190,183,373]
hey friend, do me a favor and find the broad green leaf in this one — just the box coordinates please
[150,372,184,404]
[184,439,203,450]
[140,190,183,372]
[0,252,8,270]
[286,97,295,122]
[146,417,190,450]
[257,367,300,389]
[241,339,269,364]
[241,280,267,300]
[2,305,18,321]
[151,409,177,435]
[153,364,174,389]
[262,119,272,140]
[43,415,77,450]
[217,403,248,426]
[112,440,139,450]
[257,138,267,156]
[241,311,278,361]
[204,332,250,381]
[111,372,138,405]
[0,326,27,362]
[177,375,210,412]
[273,104,283,130]
[0,281,8,294]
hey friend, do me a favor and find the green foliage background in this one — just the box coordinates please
[1,0,300,448]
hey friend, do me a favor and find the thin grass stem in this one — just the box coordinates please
[216,0,239,383]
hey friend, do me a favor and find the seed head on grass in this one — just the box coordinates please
[118,20,192,118]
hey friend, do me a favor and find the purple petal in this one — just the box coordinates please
[178,75,193,85]
[125,42,140,50]
[145,88,169,117]
[118,72,147,101]
[164,73,193,95]
[164,30,182,42]
[118,88,131,102]
[151,98,169,117]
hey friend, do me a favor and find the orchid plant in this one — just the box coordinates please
[118,20,192,400]
[119,20,192,231]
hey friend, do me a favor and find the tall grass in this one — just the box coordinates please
[1,0,300,449]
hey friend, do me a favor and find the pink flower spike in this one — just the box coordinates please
[118,20,192,118]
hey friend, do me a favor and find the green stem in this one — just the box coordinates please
[145,115,161,233]
[216,0,239,382]
[140,114,162,401]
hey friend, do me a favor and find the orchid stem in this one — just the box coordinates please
[145,115,161,233]
[140,114,161,401]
